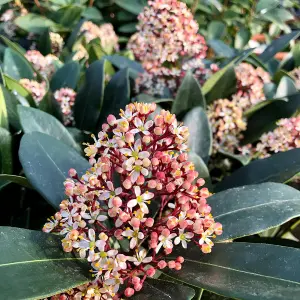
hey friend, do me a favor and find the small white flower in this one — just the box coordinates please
[122,227,144,249]
[127,249,152,266]
[131,117,153,135]
[156,232,177,253]
[174,228,194,249]
[127,186,154,213]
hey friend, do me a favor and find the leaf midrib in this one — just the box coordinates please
[214,198,300,219]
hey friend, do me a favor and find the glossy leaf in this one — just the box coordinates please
[0,85,8,130]
[235,27,250,49]
[172,71,206,115]
[50,61,80,91]
[208,40,236,58]
[0,174,32,189]
[0,128,12,174]
[218,150,251,166]
[259,31,300,63]
[210,182,300,241]
[18,106,79,151]
[166,242,300,300]
[207,21,226,40]
[183,107,212,163]
[3,48,34,81]
[19,132,90,208]
[0,35,26,55]
[0,227,90,299]
[82,7,103,22]
[52,5,83,28]
[114,0,147,15]
[74,60,105,132]
[98,68,130,125]
[38,28,52,56]
[133,278,195,300]
[216,148,300,192]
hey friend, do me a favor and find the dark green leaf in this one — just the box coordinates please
[207,21,226,40]
[256,0,280,13]
[172,71,206,115]
[166,242,300,300]
[259,31,300,63]
[261,8,294,25]
[14,13,63,34]
[0,128,12,174]
[82,7,103,22]
[0,227,90,299]
[216,148,300,191]
[18,106,80,151]
[66,19,85,50]
[135,94,172,104]
[98,68,130,125]
[114,0,147,15]
[119,23,137,33]
[50,61,80,91]
[183,107,212,163]
[19,132,90,208]
[234,27,250,49]
[208,40,236,58]
[0,35,26,55]
[210,182,300,241]
[38,28,52,56]
[0,174,32,189]
[52,5,84,28]
[0,0,13,5]
[292,43,300,67]
[218,149,251,166]
[132,278,195,300]
[74,60,105,132]
[0,85,8,129]
[3,48,34,81]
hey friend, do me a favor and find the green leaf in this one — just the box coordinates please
[119,23,137,33]
[82,7,103,22]
[208,40,236,58]
[14,13,63,34]
[132,278,195,300]
[18,105,79,151]
[0,35,26,55]
[166,242,300,300]
[19,132,90,208]
[38,28,52,56]
[74,60,105,132]
[292,43,300,67]
[218,149,251,166]
[234,27,250,49]
[1,84,21,130]
[172,71,206,115]
[3,74,36,107]
[216,148,300,192]
[66,19,85,50]
[256,0,280,13]
[0,226,90,299]
[0,128,12,174]
[0,174,32,189]
[50,61,80,91]
[114,0,147,15]
[3,48,34,81]
[207,21,227,40]
[188,152,212,190]
[98,68,130,125]
[183,107,212,163]
[259,31,300,63]
[52,5,84,28]
[210,182,300,241]
[261,8,294,25]
[0,85,8,130]
[0,0,13,5]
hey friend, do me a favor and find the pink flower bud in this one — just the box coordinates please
[179,219,188,229]
[125,132,134,144]
[134,283,143,291]
[154,127,163,135]
[102,123,109,131]
[136,175,145,185]
[145,218,154,227]
[119,211,130,222]
[68,168,77,177]
[151,232,158,240]
[124,288,135,297]
[166,182,176,193]
[142,158,151,167]
[149,240,157,248]
[130,217,140,228]
[107,114,116,126]
[112,197,122,208]
[148,180,157,189]
[214,222,223,235]
[162,228,170,237]
[158,260,167,269]
[176,256,184,263]
[175,262,182,270]
[132,276,140,285]
[151,157,159,166]
[168,260,176,269]
[156,172,165,180]
[200,188,209,197]
[182,181,191,190]
[154,115,164,126]
[201,244,212,253]
[178,153,188,162]
[167,217,178,229]
[123,178,132,189]
[142,135,151,144]
[197,178,205,187]
[187,209,196,219]
[156,183,163,190]
[146,267,156,277]
[114,229,123,239]
[178,196,188,204]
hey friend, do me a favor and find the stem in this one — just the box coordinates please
[89,0,95,6]
[191,0,200,14]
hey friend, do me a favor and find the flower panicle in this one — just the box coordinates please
[44,102,222,299]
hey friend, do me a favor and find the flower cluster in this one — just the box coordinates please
[50,32,64,56]
[255,117,300,158]
[19,79,46,104]
[291,67,300,90]
[207,98,247,154]
[43,102,222,299]
[80,22,119,53]
[25,50,57,78]
[233,63,271,111]
[54,88,76,126]
[127,0,214,97]
[72,44,89,61]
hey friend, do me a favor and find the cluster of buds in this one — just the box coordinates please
[50,32,64,56]
[72,44,89,61]
[80,22,119,53]
[19,78,46,104]
[232,63,271,112]
[255,117,300,158]
[54,88,76,126]
[291,67,300,90]
[43,102,222,299]
[127,0,214,97]
[25,50,58,78]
